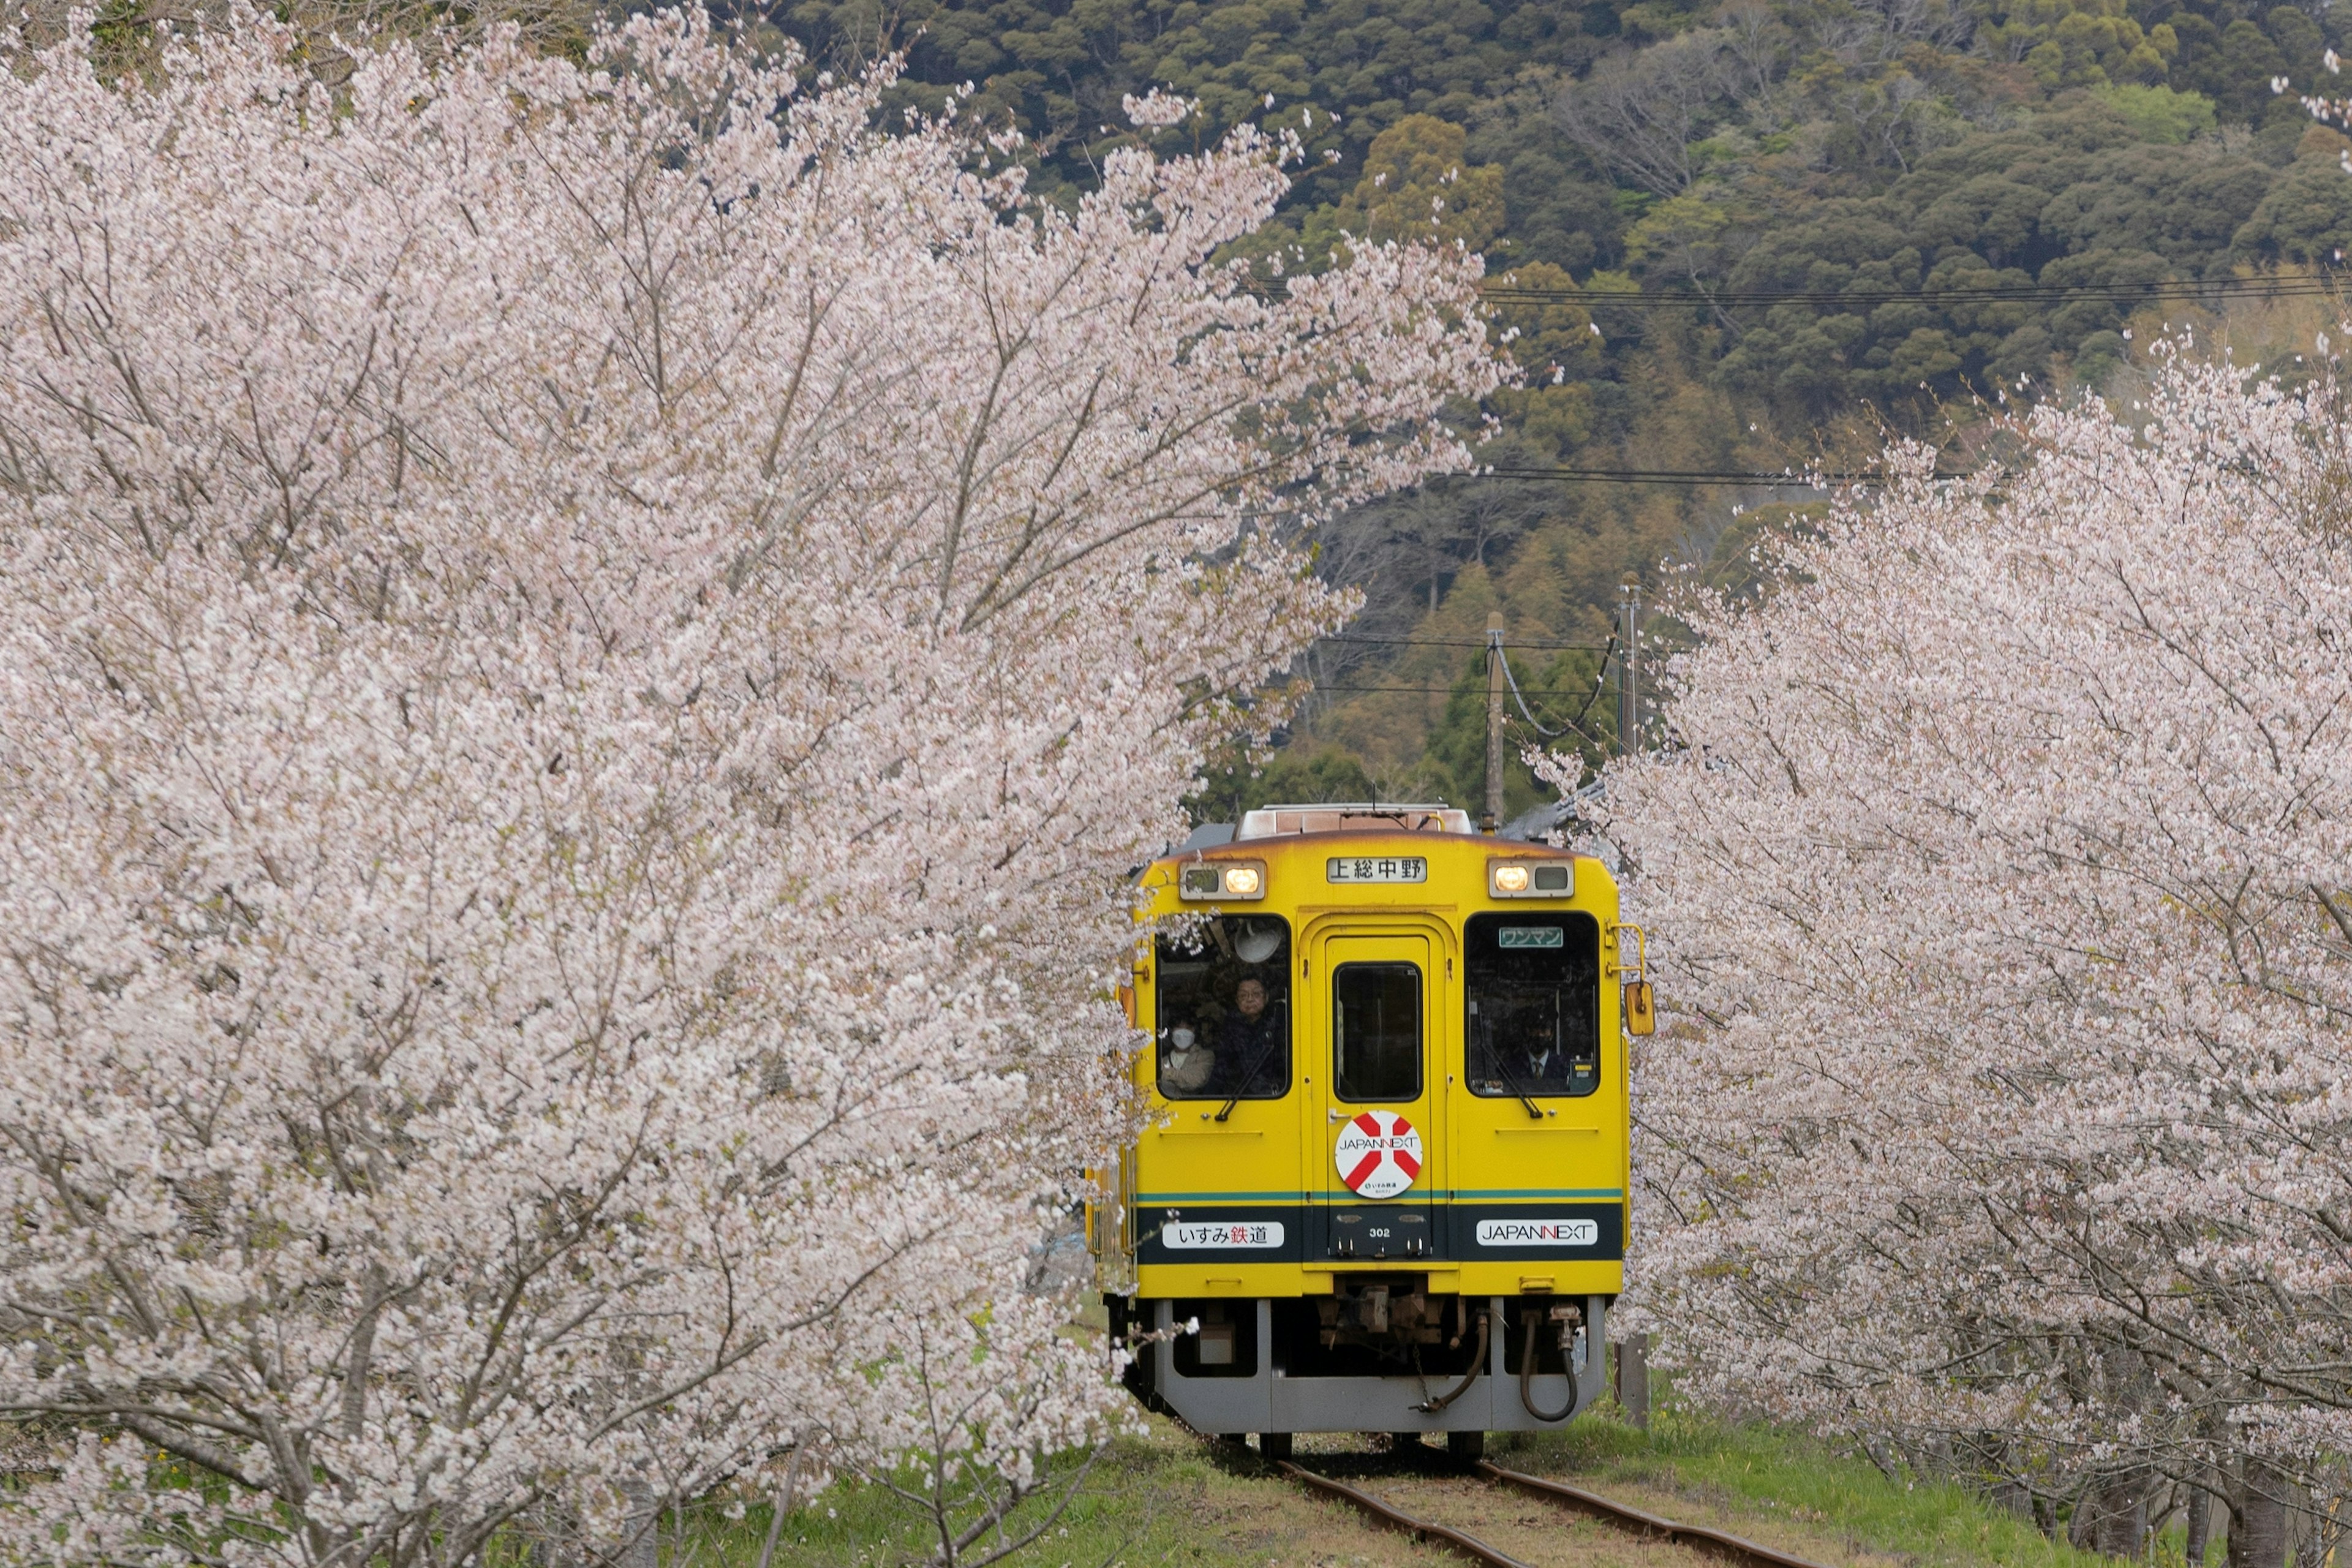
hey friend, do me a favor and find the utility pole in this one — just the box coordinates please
[1616,581,1641,757]
[1483,612,1506,834]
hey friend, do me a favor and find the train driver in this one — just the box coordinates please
[1516,1026,1573,1094]
[1215,976,1284,1095]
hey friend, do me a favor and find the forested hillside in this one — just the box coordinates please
[771,0,2352,813]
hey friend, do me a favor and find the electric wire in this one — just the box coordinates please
[1310,685,1607,696]
[1239,273,2352,309]
[1483,277,2351,307]
[1302,635,1620,753]
[1464,466,1970,485]
[1314,633,1609,650]
[1518,1316,1580,1423]
[1411,1310,1490,1412]
[1496,644,1571,739]
[1498,632,1617,747]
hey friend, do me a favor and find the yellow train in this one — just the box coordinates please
[1091,804,1650,1459]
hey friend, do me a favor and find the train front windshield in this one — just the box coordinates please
[1464,911,1600,1098]
[1153,916,1291,1101]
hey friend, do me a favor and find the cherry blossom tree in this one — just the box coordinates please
[1586,344,2352,1558]
[0,13,1499,1564]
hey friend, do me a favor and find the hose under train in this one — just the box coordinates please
[1518,1314,1580,1423]
[1413,1309,1491,1412]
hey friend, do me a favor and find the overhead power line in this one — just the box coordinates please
[1464,466,1970,486]
[1314,633,1610,650]
[1482,277,2350,308]
[1242,273,2350,309]
[1313,684,1618,696]
[1496,644,1574,738]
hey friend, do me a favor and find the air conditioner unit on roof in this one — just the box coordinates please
[1235,804,1473,839]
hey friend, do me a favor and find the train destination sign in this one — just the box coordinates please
[1326,856,1428,884]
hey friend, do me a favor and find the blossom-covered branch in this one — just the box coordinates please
[1587,341,2352,1554]
[0,14,1499,1564]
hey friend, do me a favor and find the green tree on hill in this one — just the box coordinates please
[763,0,2352,810]
[1981,0,2176,89]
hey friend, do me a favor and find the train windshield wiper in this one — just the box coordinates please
[1487,1049,1545,1121]
[1214,1043,1276,1121]
[1214,1004,1287,1122]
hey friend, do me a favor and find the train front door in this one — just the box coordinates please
[1312,931,1439,1261]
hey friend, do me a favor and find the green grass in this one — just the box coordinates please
[655,1398,2133,1568]
[663,1428,1396,1568]
[1489,1402,2117,1568]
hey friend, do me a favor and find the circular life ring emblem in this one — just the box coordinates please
[1334,1110,1423,1199]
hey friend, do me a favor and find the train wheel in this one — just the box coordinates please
[1446,1430,1487,1462]
[1258,1432,1293,1461]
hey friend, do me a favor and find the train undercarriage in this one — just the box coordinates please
[1109,1279,1610,1449]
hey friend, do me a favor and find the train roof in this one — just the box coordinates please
[1238,804,1472,839]
[1161,802,1580,864]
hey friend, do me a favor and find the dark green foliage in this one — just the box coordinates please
[1716,97,2277,412]
[758,0,2352,801]
[765,0,2348,419]
[775,0,1612,209]
[1471,78,1624,269]
[1188,742,1380,822]
[2236,133,2352,262]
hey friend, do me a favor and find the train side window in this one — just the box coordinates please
[1464,913,1600,1099]
[1333,963,1422,1102]
[1152,916,1290,1101]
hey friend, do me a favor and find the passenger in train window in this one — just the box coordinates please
[1159,1027,1215,1094]
[1153,917,1291,1099]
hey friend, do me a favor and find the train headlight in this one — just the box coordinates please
[1490,858,1573,898]
[1177,859,1268,901]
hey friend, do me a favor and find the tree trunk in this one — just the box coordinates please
[2082,1472,2148,1556]
[2187,1484,2212,1566]
[2230,1459,2290,1568]
[617,1479,661,1568]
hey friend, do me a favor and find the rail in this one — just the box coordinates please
[1478,1460,1836,1568]
[1275,1462,1533,1568]
[1268,1453,1841,1568]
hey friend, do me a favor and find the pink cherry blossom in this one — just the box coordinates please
[0,11,1499,1562]
[1579,339,2352,1534]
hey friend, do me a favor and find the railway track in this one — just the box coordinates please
[1273,1455,1839,1568]
[1276,1463,1534,1568]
